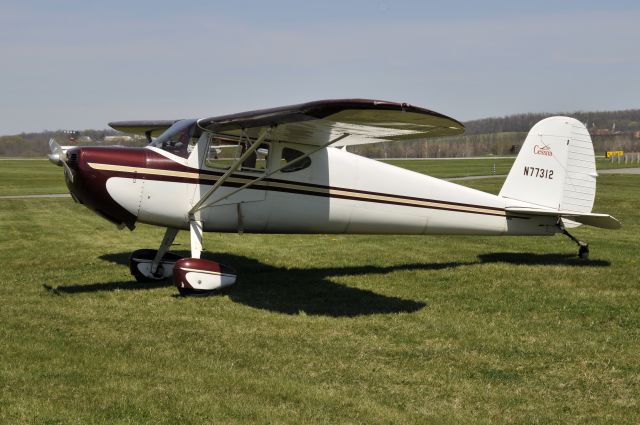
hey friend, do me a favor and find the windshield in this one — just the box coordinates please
[150,119,201,158]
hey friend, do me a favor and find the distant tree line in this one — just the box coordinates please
[0,129,146,157]
[351,109,640,158]
[350,132,640,158]
[464,109,640,135]
[350,132,528,158]
[2,109,640,157]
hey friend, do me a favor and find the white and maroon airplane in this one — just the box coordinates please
[48,99,620,295]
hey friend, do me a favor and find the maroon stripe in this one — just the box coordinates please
[136,151,507,213]
[127,170,504,215]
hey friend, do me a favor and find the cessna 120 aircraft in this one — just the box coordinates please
[48,99,620,295]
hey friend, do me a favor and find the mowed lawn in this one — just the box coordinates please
[0,159,68,196]
[0,160,638,424]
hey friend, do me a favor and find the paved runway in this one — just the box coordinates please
[599,168,640,174]
[0,194,70,199]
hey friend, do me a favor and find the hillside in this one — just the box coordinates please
[0,129,145,157]
[351,109,640,158]
[465,109,640,135]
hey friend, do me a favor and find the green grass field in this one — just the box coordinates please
[0,159,69,196]
[382,158,517,178]
[0,160,639,424]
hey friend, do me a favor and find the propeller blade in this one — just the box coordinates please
[62,160,75,183]
[47,138,74,182]
[47,138,64,166]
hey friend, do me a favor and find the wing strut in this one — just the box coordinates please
[189,126,273,216]
[186,129,347,259]
[201,133,350,210]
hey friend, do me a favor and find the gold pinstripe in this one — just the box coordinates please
[180,267,235,277]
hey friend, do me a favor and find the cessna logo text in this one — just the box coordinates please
[533,145,553,156]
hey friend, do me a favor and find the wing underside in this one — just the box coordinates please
[197,99,464,146]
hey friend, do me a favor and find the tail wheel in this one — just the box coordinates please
[578,244,589,260]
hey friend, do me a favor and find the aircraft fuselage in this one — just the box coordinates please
[65,144,557,237]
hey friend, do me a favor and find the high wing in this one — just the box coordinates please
[197,99,464,146]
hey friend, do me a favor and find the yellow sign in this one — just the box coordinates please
[606,151,624,158]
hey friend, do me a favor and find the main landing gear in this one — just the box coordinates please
[560,227,589,259]
[129,249,182,282]
[129,129,275,293]
[128,223,237,295]
[130,228,180,282]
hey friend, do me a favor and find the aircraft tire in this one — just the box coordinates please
[129,249,182,282]
[578,245,589,260]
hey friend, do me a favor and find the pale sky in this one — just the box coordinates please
[1,0,639,134]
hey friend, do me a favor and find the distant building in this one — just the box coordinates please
[590,128,615,136]
[589,123,621,136]
[104,135,133,143]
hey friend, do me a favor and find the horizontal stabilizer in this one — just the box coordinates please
[109,120,179,138]
[505,207,621,229]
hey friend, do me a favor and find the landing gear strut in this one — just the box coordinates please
[129,249,181,282]
[129,227,180,282]
[127,223,237,294]
[172,219,237,295]
[561,228,589,259]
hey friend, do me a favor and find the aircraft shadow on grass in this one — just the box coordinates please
[44,251,609,317]
[477,252,610,267]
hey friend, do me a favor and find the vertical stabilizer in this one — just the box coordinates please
[499,117,596,213]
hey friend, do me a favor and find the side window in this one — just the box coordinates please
[186,132,200,155]
[206,137,240,169]
[243,143,269,171]
[205,136,270,172]
[281,147,311,173]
